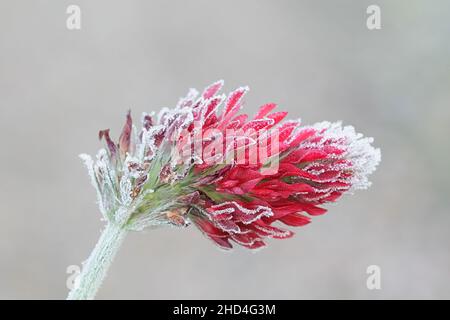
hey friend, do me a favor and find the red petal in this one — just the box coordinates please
[242,119,274,131]
[225,87,248,115]
[302,204,327,216]
[204,96,225,120]
[209,236,233,249]
[231,232,262,246]
[226,114,248,129]
[287,128,316,149]
[239,178,263,193]
[218,87,248,128]
[267,111,288,126]
[252,223,294,239]
[254,103,277,119]
[202,80,224,100]
[279,213,311,226]
[192,216,233,249]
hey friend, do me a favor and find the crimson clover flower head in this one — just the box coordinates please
[80,80,380,250]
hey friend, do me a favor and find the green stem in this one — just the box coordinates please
[67,223,127,300]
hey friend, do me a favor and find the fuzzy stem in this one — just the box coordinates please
[67,223,127,300]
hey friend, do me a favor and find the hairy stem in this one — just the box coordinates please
[67,223,127,300]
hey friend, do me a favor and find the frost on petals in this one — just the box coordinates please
[80,80,381,250]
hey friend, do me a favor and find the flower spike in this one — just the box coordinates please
[69,80,380,299]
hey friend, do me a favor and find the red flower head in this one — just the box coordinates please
[81,80,380,250]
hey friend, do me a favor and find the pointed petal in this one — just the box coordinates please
[119,110,132,156]
[279,213,311,226]
[202,80,224,100]
[254,103,277,119]
[98,129,117,158]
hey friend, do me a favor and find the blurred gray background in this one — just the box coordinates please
[0,0,449,299]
